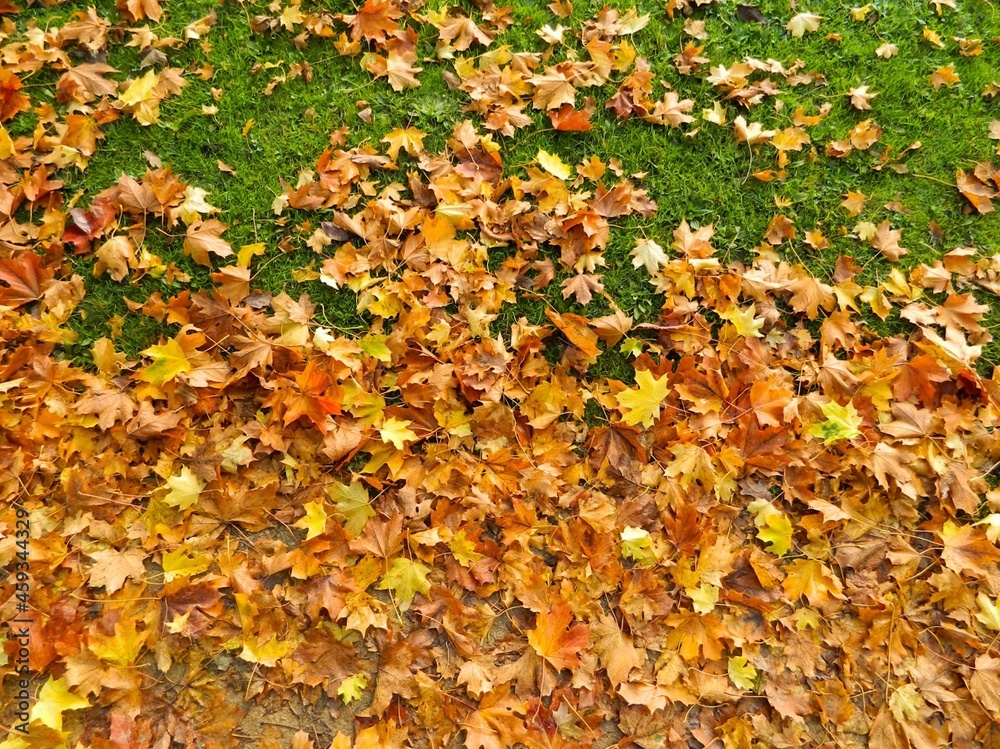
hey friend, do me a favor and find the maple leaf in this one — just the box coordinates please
[841,190,867,216]
[138,338,192,385]
[86,548,146,594]
[29,678,90,733]
[161,466,204,510]
[930,65,960,89]
[118,70,162,124]
[977,513,1000,543]
[536,149,573,180]
[94,236,137,282]
[968,655,1000,714]
[733,115,775,145]
[561,273,604,305]
[378,557,431,610]
[545,309,601,357]
[279,360,341,432]
[786,12,822,37]
[530,68,577,110]
[620,526,658,565]
[748,500,793,556]
[379,416,417,449]
[875,42,899,58]
[616,370,670,428]
[718,303,764,338]
[174,185,218,226]
[162,546,211,582]
[527,601,589,671]
[664,611,725,662]
[294,499,329,541]
[956,169,996,214]
[463,687,526,749]
[0,69,29,123]
[0,251,51,307]
[119,0,163,23]
[782,559,844,606]
[938,520,1000,576]
[728,656,758,691]
[871,221,907,260]
[239,635,295,668]
[346,0,402,42]
[184,219,233,267]
[549,102,594,131]
[382,127,425,160]
[591,613,644,685]
[808,400,862,444]
[630,237,668,274]
[338,673,369,704]
[449,530,484,567]
[89,619,147,667]
[59,62,119,103]
[848,85,877,110]
[975,593,1000,631]
[326,481,375,537]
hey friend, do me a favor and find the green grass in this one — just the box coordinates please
[18,0,1000,372]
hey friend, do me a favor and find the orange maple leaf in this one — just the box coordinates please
[527,602,589,671]
[346,0,402,43]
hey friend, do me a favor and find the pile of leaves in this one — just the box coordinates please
[2,2,1000,749]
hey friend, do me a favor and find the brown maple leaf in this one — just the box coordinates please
[0,252,52,307]
[939,520,1000,577]
[346,0,403,43]
[184,219,234,267]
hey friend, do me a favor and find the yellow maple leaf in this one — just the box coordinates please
[808,400,862,444]
[379,416,417,449]
[748,499,794,556]
[536,149,573,180]
[620,526,658,565]
[294,499,329,541]
[975,593,1000,632]
[338,673,369,704]
[118,70,159,106]
[138,338,192,385]
[382,127,426,160]
[90,619,147,667]
[162,546,211,582]
[727,655,758,691]
[616,370,670,428]
[29,678,89,733]
[161,466,204,510]
[378,557,431,610]
[325,481,375,537]
[237,242,267,268]
[0,124,13,160]
[719,303,764,338]
[786,12,822,37]
[687,582,720,614]
[239,635,294,667]
[782,559,844,606]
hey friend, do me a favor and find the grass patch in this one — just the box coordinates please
[19,0,1000,370]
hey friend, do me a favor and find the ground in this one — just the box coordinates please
[3,1,1000,749]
